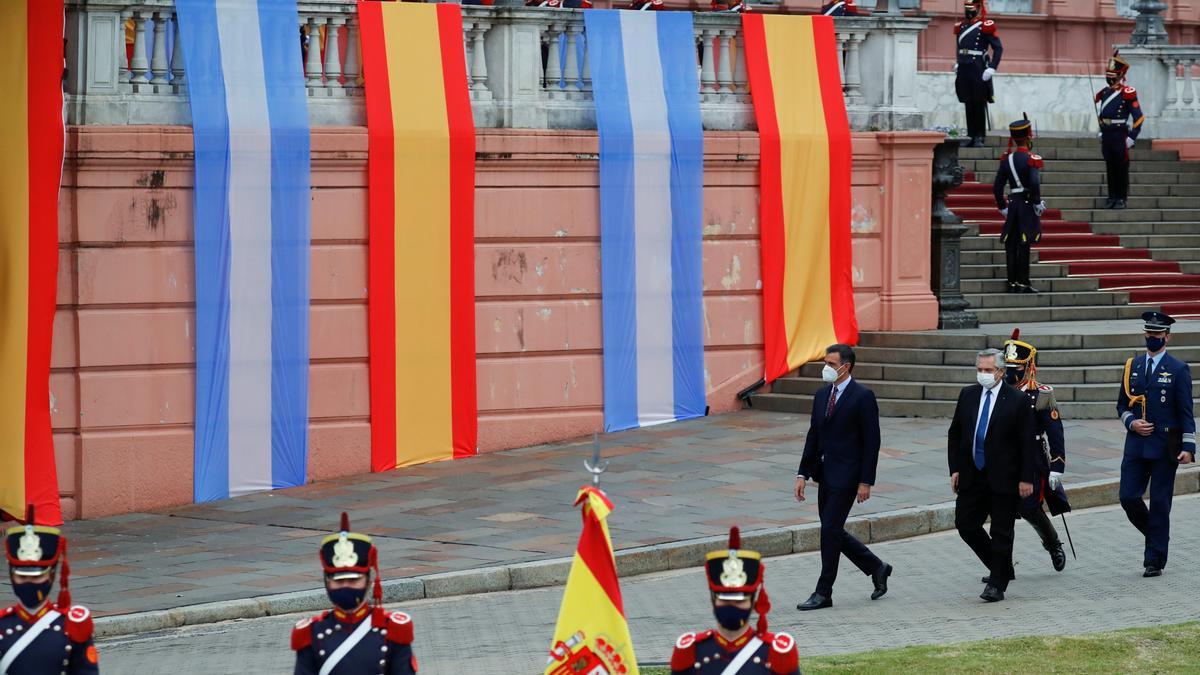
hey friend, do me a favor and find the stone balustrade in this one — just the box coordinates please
[1119,45,1200,138]
[65,0,928,131]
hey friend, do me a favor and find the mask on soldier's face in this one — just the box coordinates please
[1106,75,1119,87]
[964,8,978,19]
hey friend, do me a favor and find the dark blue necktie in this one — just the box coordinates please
[974,389,992,470]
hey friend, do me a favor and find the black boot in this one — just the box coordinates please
[1027,507,1066,572]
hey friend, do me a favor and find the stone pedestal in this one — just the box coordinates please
[1130,0,1171,45]
[929,138,979,329]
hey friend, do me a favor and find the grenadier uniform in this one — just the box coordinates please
[953,1,1002,147]
[525,0,593,8]
[993,116,1045,294]
[292,514,417,675]
[629,0,664,9]
[1095,51,1145,210]
[711,0,748,12]
[1003,329,1069,576]
[1117,312,1196,577]
[820,0,859,15]
[670,528,799,675]
[1,507,99,675]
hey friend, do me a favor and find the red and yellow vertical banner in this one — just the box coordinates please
[742,15,857,382]
[0,0,64,524]
[359,1,477,470]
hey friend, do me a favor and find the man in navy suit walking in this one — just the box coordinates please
[794,344,892,611]
[1117,311,1196,577]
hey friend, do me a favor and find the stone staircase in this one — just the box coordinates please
[753,136,1200,419]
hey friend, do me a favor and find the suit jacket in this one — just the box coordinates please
[947,382,1038,494]
[1116,351,1197,460]
[797,379,881,490]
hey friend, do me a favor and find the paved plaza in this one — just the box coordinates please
[65,409,1138,616]
[96,496,1200,673]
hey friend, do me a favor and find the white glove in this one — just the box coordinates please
[982,67,995,82]
[1034,201,1047,217]
[999,207,1009,217]
[1048,471,1063,490]
[953,63,959,73]
[1126,137,1136,149]
[1098,132,1104,140]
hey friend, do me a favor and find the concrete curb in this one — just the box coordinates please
[94,467,1199,639]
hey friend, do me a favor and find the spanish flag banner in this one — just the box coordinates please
[742,15,857,382]
[359,1,477,470]
[545,487,638,675]
[0,0,64,524]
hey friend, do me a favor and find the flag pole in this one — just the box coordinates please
[584,432,609,486]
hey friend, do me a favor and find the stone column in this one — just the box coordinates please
[1130,0,1170,45]
[928,137,979,329]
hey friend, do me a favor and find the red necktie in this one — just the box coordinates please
[826,385,838,419]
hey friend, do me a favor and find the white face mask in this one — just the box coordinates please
[821,364,841,383]
[976,371,997,388]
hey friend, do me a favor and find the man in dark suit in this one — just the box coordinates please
[948,348,1038,603]
[794,344,892,611]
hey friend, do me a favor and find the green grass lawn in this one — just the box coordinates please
[640,622,1200,674]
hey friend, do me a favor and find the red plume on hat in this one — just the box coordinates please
[1011,328,1020,340]
[728,526,741,550]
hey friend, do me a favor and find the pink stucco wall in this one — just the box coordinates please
[917,0,1200,75]
[54,126,938,519]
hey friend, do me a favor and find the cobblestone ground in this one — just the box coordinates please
[69,411,1132,615]
[98,496,1200,674]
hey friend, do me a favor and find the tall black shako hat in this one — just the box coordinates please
[5,505,74,606]
[1003,328,1036,366]
[705,527,773,632]
[320,513,384,613]
[1142,311,1175,333]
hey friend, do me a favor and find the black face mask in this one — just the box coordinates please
[713,604,753,631]
[1146,336,1167,353]
[1106,76,1119,87]
[327,586,368,611]
[12,579,53,609]
[1005,369,1025,385]
[965,8,979,20]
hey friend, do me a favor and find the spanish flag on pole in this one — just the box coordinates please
[545,487,638,675]
[742,15,857,382]
[0,0,64,524]
[359,1,478,470]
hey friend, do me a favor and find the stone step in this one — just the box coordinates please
[773,376,1200,403]
[1145,247,1200,262]
[962,290,1129,309]
[1067,209,1200,223]
[858,330,1200,350]
[962,277,1100,294]
[963,234,1200,255]
[1066,259,1183,275]
[753,393,1118,420]
[970,222,1093,236]
[948,194,1200,210]
[958,147,1179,161]
[792,361,1200,386]
[850,344,1200,368]
[1117,235,1200,250]
[1093,222,1200,235]
[962,248,1158,266]
[971,171,1200,185]
[969,304,1147,323]
[954,183,1200,198]
[959,158,1200,173]
[961,262,1069,279]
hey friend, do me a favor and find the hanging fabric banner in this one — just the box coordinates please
[177,0,312,502]
[359,1,477,470]
[742,14,857,382]
[586,10,707,433]
[0,0,65,524]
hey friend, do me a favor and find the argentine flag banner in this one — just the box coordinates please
[176,0,312,502]
[585,10,708,433]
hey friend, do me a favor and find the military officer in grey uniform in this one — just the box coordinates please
[1116,311,1196,577]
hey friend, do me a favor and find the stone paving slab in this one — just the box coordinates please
[95,495,1200,674]
[61,409,1147,617]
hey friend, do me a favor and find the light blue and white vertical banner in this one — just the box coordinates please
[586,10,707,433]
[177,0,311,502]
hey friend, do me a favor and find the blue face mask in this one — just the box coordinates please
[327,586,367,611]
[713,604,752,631]
[1146,336,1167,353]
[12,579,52,609]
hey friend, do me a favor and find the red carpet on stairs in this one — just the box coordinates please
[948,173,1200,318]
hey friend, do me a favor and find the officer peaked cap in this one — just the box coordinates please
[1142,311,1175,333]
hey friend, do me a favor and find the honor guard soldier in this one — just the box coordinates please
[711,0,748,12]
[670,527,799,675]
[292,513,417,675]
[525,0,593,7]
[820,0,860,15]
[1095,51,1145,210]
[953,1,1002,147]
[1117,312,1196,578]
[2,506,98,675]
[993,116,1045,294]
[629,0,664,9]
[1003,330,1069,576]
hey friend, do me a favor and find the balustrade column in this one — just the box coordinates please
[323,17,346,91]
[1164,57,1182,112]
[1186,60,1200,112]
[150,12,170,86]
[717,29,735,98]
[129,11,150,85]
[171,16,186,90]
[564,24,582,93]
[581,32,592,93]
[543,24,564,98]
[471,22,493,101]
[733,32,748,98]
[844,32,865,104]
[699,30,717,95]
[344,17,361,90]
[304,18,324,86]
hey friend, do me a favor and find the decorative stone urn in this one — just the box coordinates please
[929,137,979,329]
[1130,0,1170,46]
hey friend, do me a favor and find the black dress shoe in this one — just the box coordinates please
[980,585,1005,602]
[1020,284,1039,294]
[1048,542,1067,572]
[1144,566,1163,578]
[981,567,1016,585]
[1105,197,1116,209]
[797,593,832,611]
[972,137,987,148]
[1006,282,1020,294]
[871,563,892,600]
[1113,199,1127,210]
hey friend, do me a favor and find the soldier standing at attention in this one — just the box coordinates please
[993,116,1046,294]
[953,0,1002,147]
[1,507,99,674]
[1117,312,1195,578]
[1003,330,1069,577]
[670,528,800,674]
[292,513,417,675]
[820,0,860,15]
[1095,51,1145,210]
